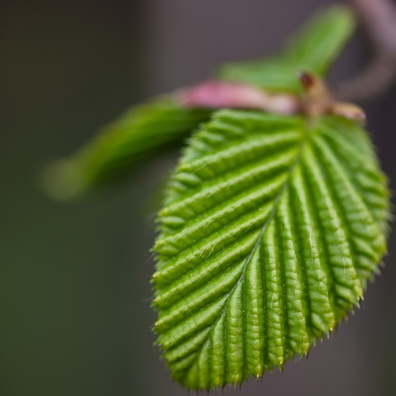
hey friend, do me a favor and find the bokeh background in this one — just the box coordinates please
[1,0,396,395]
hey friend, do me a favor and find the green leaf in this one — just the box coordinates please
[42,98,212,199]
[219,57,303,94]
[43,5,356,199]
[285,5,356,75]
[153,110,389,390]
[218,5,356,92]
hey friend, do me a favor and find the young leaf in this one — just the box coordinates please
[43,98,211,199]
[218,5,355,93]
[153,109,389,390]
[43,6,355,199]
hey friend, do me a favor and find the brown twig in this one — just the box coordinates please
[338,0,396,101]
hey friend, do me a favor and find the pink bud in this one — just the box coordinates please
[177,80,300,115]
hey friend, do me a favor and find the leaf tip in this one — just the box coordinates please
[41,159,86,201]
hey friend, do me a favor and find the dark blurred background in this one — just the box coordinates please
[1,1,395,395]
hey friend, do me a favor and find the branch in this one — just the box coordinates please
[338,0,396,101]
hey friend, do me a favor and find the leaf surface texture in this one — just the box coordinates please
[153,109,389,389]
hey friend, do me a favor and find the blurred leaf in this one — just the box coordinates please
[218,5,356,92]
[285,4,356,74]
[44,5,356,199]
[43,98,211,199]
[153,110,389,390]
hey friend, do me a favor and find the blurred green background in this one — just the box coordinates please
[1,1,395,395]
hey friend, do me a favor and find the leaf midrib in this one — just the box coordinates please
[180,123,312,381]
